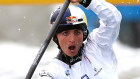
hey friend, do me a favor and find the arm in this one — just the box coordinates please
[86,0,122,46]
[82,0,122,70]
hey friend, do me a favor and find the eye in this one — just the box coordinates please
[62,31,69,36]
[74,30,82,35]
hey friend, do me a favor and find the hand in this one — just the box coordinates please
[70,0,82,4]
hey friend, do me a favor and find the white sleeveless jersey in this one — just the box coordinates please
[38,0,122,78]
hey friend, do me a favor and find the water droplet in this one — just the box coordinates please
[23,16,26,19]
[40,44,43,46]
[18,28,21,31]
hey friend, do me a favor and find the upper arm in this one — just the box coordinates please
[87,0,122,46]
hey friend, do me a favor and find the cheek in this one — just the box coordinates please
[59,39,66,46]
[76,35,84,46]
[79,33,84,41]
[57,35,67,48]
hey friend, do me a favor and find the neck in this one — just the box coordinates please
[56,45,84,67]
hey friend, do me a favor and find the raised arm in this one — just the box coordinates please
[86,0,122,46]
[82,0,122,70]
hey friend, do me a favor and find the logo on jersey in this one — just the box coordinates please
[39,70,53,79]
[81,74,90,79]
[66,16,78,23]
[94,68,102,76]
[65,70,70,76]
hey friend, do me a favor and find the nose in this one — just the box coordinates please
[69,33,75,43]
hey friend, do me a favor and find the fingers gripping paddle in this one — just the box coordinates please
[25,0,70,79]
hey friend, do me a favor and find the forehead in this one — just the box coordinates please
[60,29,83,32]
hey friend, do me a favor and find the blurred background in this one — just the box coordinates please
[0,0,140,79]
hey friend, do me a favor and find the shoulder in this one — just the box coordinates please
[43,59,67,73]
[38,69,53,79]
[38,61,57,79]
[38,59,69,79]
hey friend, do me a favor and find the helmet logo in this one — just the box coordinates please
[66,16,78,24]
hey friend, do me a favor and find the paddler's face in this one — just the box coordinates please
[57,29,83,57]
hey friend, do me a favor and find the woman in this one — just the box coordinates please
[38,0,122,79]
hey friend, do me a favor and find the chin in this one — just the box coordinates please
[69,53,78,57]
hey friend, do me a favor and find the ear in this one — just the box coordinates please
[83,30,89,41]
[53,35,59,44]
[53,35,61,49]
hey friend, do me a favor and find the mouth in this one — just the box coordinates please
[68,45,76,50]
